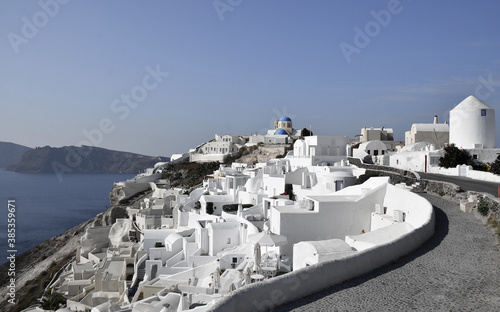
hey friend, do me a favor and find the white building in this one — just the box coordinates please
[360,127,394,142]
[389,142,444,172]
[293,239,356,270]
[287,135,349,169]
[270,178,386,260]
[284,165,358,201]
[405,115,449,149]
[449,95,495,149]
[190,134,246,163]
[352,140,389,165]
[272,177,434,270]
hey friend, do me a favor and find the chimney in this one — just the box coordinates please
[433,115,438,124]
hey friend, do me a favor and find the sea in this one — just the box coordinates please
[0,169,135,264]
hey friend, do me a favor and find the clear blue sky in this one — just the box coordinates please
[1,0,500,157]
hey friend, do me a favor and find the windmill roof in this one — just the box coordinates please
[451,95,493,111]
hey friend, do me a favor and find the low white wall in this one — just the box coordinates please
[428,165,500,183]
[190,153,226,163]
[428,166,458,176]
[467,169,500,183]
[209,191,435,312]
[383,184,431,228]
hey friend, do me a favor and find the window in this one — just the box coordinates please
[227,238,231,244]
[481,109,486,116]
[335,181,343,191]
[473,154,478,159]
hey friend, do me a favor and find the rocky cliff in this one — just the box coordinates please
[0,205,128,312]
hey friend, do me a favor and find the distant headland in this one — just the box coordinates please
[0,142,169,174]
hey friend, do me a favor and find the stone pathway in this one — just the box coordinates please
[276,194,500,312]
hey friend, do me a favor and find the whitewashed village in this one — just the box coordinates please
[29,95,499,312]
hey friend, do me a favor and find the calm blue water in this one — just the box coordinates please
[0,169,135,264]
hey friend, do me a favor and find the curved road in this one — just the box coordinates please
[418,172,499,197]
[276,194,500,311]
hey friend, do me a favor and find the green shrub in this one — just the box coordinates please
[478,199,490,216]
[40,292,66,310]
[491,155,500,175]
[439,144,474,168]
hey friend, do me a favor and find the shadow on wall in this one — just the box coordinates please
[275,205,449,311]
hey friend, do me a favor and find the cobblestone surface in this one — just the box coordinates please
[276,194,500,312]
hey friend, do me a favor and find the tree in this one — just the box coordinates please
[439,144,474,168]
[40,293,66,310]
[301,128,313,137]
[490,155,500,175]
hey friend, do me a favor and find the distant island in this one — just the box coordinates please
[1,142,169,174]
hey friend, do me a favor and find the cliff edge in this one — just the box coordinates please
[0,205,127,312]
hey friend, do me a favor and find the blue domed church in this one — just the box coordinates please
[249,116,310,144]
[273,116,293,135]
